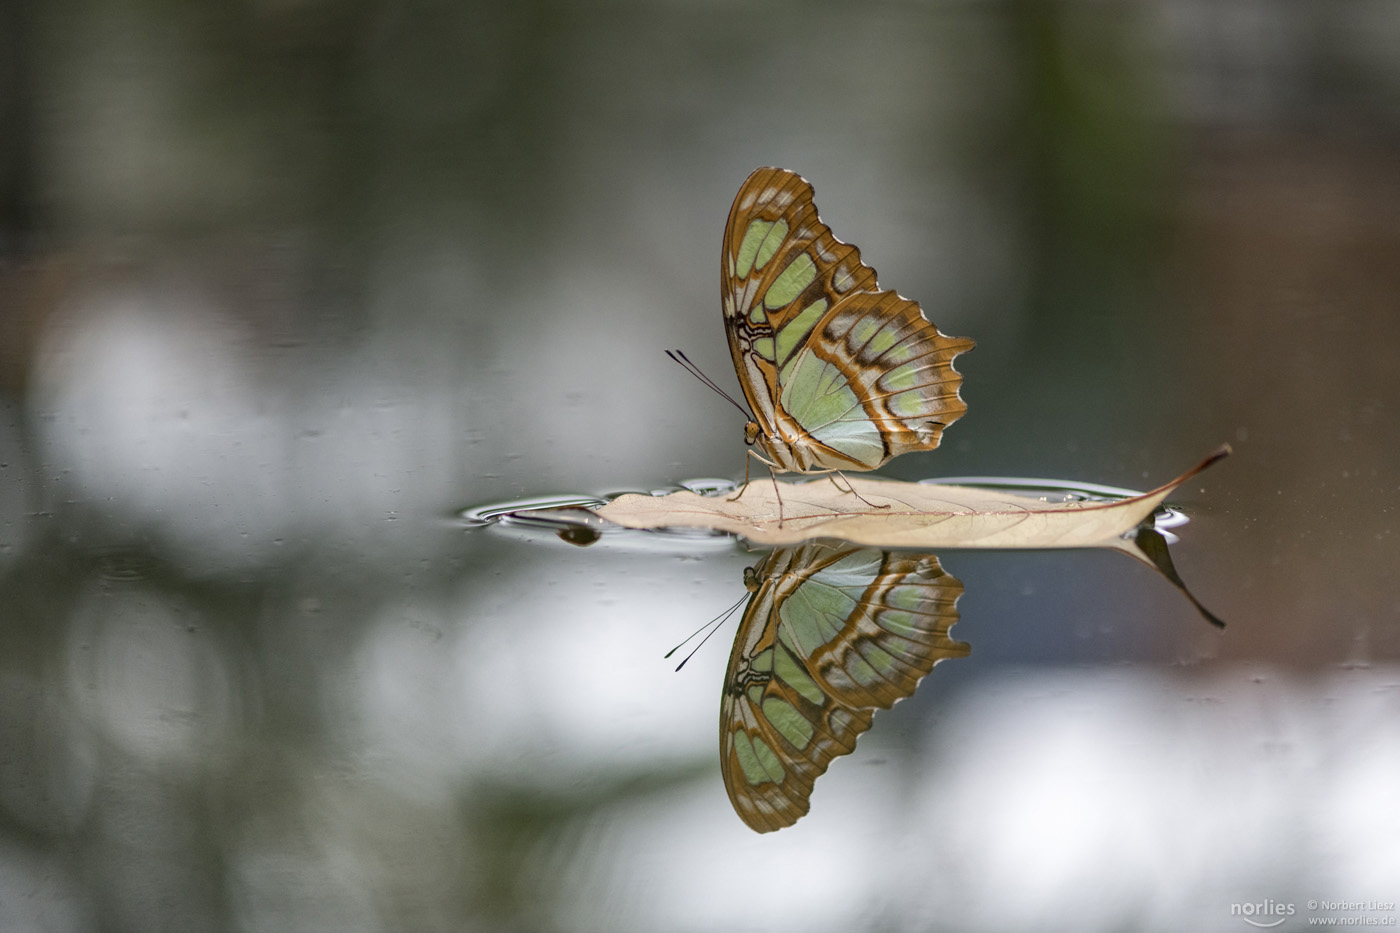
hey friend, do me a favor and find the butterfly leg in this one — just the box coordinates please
[728,450,781,500]
[826,471,891,511]
[728,450,785,525]
[726,452,755,502]
[768,464,785,527]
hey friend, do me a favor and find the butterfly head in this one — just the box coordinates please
[744,419,795,469]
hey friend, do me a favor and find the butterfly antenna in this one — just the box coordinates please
[666,349,753,421]
[665,592,747,671]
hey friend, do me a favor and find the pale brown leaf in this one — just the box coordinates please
[592,446,1231,549]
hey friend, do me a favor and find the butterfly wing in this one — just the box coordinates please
[719,544,969,832]
[722,167,974,473]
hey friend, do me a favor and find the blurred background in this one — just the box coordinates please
[1,1,1397,930]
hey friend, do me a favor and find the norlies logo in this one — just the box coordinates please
[1231,900,1297,928]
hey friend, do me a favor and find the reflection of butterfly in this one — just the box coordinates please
[722,168,974,474]
[720,544,969,832]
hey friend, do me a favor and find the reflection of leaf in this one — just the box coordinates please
[1129,524,1225,629]
[594,446,1230,549]
[721,545,967,832]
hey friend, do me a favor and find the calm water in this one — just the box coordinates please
[2,2,1397,931]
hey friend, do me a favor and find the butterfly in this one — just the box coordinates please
[720,544,969,832]
[721,167,974,476]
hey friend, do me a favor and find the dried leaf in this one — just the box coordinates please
[593,446,1231,550]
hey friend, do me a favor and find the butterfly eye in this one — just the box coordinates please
[744,421,760,446]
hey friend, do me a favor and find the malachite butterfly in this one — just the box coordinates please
[722,167,974,474]
[720,544,969,832]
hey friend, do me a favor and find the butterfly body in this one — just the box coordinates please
[722,168,974,474]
